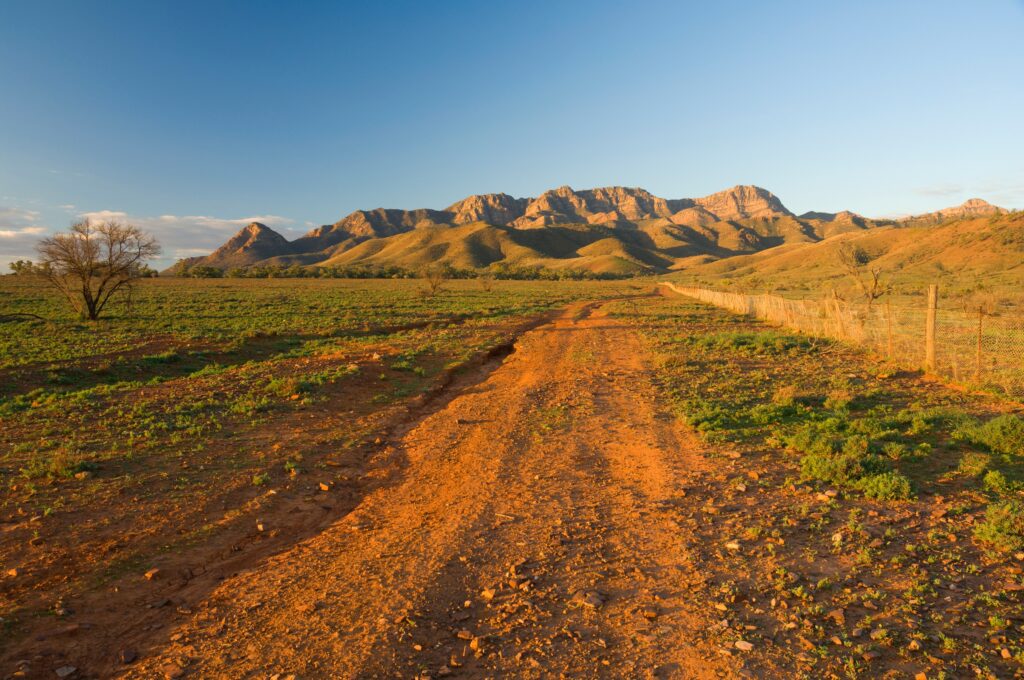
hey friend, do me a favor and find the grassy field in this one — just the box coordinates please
[0,277,643,641]
[1,277,1022,678]
[608,295,1024,677]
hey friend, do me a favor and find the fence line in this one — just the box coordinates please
[660,282,1024,400]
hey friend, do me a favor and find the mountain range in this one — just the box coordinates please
[172,185,1007,275]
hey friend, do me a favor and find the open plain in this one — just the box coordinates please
[2,278,1022,679]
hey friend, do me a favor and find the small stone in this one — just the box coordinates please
[54,667,76,678]
[319,482,332,492]
[734,640,753,652]
[480,588,496,602]
[641,606,659,620]
[914,673,927,680]
[144,568,160,580]
[455,629,473,640]
[6,568,18,577]
[724,541,741,551]
[161,662,184,679]
[118,649,138,664]
[908,639,921,651]
[578,591,604,609]
[1001,648,1012,659]
[256,522,265,532]
[74,471,91,480]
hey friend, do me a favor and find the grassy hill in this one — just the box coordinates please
[670,212,1024,300]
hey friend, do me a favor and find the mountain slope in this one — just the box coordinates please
[671,211,1024,294]
[177,186,1009,275]
[173,222,294,271]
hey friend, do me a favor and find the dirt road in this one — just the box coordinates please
[124,304,736,679]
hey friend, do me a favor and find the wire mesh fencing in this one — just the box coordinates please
[661,282,1024,401]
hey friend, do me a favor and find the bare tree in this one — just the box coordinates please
[836,242,887,312]
[36,221,161,320]
[421,263,447,297]
[478,270,495,292]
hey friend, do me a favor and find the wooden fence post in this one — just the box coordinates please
[925,284,938,371]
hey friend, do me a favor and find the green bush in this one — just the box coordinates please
[882,442,908,460]
[974,500,1024,553]
[957,451,991,477]
[786,421,903,497]
[747,401,801,426]
[983,470,1009,495]
[856,471,914,500]
[686,331,814,355]
[683,398,733,432]
[956,414,1024,457]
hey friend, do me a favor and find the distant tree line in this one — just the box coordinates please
[172,261,640,281]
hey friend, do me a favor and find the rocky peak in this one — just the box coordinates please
[799,210,862,223]
[446,193,529,225]
[693,185,793,220]
[219,222,288,251]
[906,198,1008,222]
[945,198,1005,216]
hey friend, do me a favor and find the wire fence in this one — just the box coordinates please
[661,282,1024,401]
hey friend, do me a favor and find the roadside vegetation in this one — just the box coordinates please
[0,276,639,651]
[610,294,1024,679]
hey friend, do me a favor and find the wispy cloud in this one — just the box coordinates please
[914,183,964,198]
[78,210,295,262]
[0,204,296,269]
[0,206,48,266]
[0,226,46,238]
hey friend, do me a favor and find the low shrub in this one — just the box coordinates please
[683,398,733,432]
[957,451,992,477]
[983,470,1010,495]
[856,471,914,500]
[955,414,1024,457]
[785,421,905,498]
[974,500,1024,553]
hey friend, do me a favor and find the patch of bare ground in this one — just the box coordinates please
[0,310,560,679]
[114,304,735,679]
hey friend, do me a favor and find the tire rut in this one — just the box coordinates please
[122,303,733,679]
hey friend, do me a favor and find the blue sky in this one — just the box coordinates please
[2,0,1023,267]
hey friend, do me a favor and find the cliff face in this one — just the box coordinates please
[304,184,794,239]
[447,193,529,225]
[182,185,1008,275]
[934,198,1006,219]
[692,185,792,220]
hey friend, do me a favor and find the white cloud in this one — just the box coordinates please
[0,226,46,238]
[914,184,964,198]
[0,207,49,268]
[0,204,297,269]
[78,210,295,264]
[0,207,42,225]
